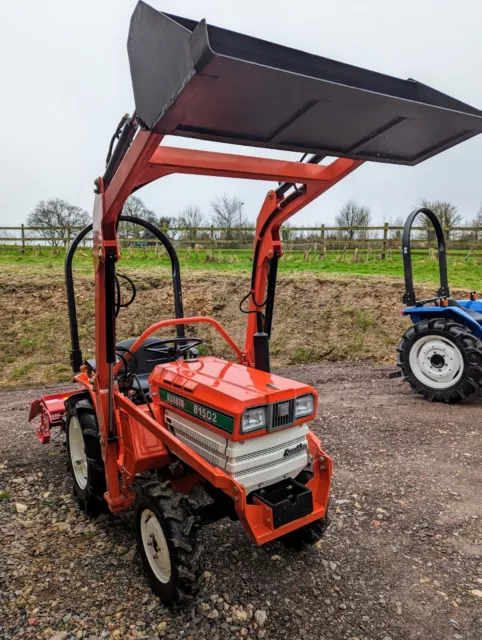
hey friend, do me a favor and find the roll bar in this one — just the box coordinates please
[65,215,185,373]
[402,207,450,306]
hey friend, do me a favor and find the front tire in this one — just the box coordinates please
[281,514,330,550]
[397,318,482,402]
[66,397,107,514]
[135,481,202,604]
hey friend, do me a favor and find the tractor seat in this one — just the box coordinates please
[447,299,482,323]
[85,337,171,394]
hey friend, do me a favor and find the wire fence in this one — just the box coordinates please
[2,224,482,260]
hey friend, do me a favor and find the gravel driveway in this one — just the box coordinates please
[1,364,481,640]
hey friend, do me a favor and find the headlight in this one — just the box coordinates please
[241,405,267,433]
[294,394,314,418]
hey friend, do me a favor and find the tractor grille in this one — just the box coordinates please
[234,434,306,463]
[234,444,306,479]
[234,456,286,478]
[165,413,226,467]
[166,409,309,493]
[273,399,294,429]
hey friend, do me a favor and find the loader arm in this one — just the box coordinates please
[90,133,364,508]
[94,136,364,393]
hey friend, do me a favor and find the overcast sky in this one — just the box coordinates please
[2,0,482,228]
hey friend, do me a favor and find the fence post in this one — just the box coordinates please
[210,225,214,252]
[321,224,325,257]
[381,222,389,260]
[21,224,25,253]
[66,226,71,251]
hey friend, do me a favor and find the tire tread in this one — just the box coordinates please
[397,318,482,403]
[136,481,202,604]
[66,398,107,515]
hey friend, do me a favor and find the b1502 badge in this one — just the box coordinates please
[159,389,235,433]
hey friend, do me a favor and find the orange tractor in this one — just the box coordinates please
[30,2,482,603]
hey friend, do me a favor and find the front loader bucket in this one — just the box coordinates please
[128,1,482,166]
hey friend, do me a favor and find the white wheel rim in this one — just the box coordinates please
[68,416,88,490]
[140,509,172,584]
[409,334,464,390]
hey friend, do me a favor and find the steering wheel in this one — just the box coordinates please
[144,337,204,362]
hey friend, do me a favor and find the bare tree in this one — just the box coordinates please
[27,198,89,246]
[472,203,482,227]
[335,199,371,239]
[462,203,482,242]
[118,196,159,239]
[178,205,205,246]
[210,194,248,243]
[281,221,295,244]
[1,230,17,247]
[417,199,462,241]
[389,215,405,240]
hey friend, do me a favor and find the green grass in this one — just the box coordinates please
[291,347,314,364]
[0,245,481,289]
[10,363,35,381]
[0,491,11,500]
[346,308,377,355]
[352,309,376,331]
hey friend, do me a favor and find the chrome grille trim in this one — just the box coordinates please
[272,399,294,429]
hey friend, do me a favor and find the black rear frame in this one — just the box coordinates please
[402,207,450,306]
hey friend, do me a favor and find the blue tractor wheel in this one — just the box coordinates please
[397,318,482,403]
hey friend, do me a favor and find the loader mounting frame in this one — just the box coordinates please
[43,126,359,542]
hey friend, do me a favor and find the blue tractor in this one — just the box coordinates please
[397,207,482,402]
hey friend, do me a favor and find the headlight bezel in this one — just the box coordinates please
[241,394,315,434]
[294,393,315,419]
[241,404,268,433]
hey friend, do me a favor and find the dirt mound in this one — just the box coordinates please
[0,269,459,387]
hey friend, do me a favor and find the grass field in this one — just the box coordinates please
[1,245,481,288]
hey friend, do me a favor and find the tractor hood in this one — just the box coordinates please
[149,356,317,440]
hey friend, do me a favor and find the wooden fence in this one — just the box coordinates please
[1,224,482,259]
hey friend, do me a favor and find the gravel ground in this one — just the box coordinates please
[0,364,481,640]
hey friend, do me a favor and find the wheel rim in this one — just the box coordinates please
[140,508,172,584]
[68,416,88,490]
[409,334,464,389]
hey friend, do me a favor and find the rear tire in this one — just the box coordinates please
[135,481,202,604]
[66,397,107,514]
[397,318,482,402]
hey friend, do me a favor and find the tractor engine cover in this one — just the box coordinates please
[149,356,318,493]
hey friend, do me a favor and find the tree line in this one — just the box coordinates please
[24,195,482,247]
[26,195,249,247]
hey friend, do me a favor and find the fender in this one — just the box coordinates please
[403,306,482,342]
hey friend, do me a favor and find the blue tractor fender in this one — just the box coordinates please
[403,306,482,342]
